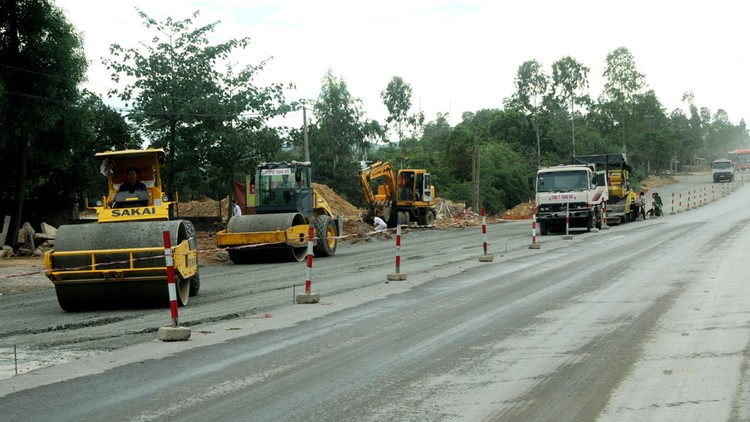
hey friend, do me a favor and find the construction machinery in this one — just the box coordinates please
[359,161,436,227]
[572,153,636,224]
[44,149,200,311]
[215,161,342,264]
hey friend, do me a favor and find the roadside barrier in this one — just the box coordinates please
[156,230,191,342]
[296,225,320,303]
[693,189,698,208]
[563,203,573,240]
[163,231,179,326]
[478,208,494,262]
[387,224,407,281]
[601,201,609,230]
[529,210,540,249]
[671,192,675,215]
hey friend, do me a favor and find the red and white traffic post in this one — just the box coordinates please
[479,207,494,261]
[670,192,675,215]
[163,231,179,327]
[601,201,609,230]
[387,224,408,280]
[563,202,573,240]
[157,230,191,341]
[529,206,540,249]
[296,225,320,303]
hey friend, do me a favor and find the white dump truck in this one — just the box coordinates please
[535,164,608,235]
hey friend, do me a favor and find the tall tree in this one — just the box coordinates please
[310,69,382,202]
[380,76,424,166]
[509,60,548,167]
[0,0,86,248]
[599,47,645,153]
[551,56,590,156]
[104,9,288,197]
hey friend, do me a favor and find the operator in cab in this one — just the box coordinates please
[119,167,147,193]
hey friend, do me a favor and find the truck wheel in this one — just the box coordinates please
[313,215,337,257]
[425,210,435,226]
[539,221,549,235]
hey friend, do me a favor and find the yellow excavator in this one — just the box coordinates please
[359,161,436,227]
[215,161,342,264]
[44,149,200,311]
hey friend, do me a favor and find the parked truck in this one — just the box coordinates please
[571,153,636,224]
[359,161,436,227]
[535,163,607,235]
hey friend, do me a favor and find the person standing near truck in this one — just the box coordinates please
[651,192,663,217]
[637,192,647,220]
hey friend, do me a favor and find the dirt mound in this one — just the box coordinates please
[312,183,363,219]
[176,196,227,218]
[502,201,534,220]
[639,175,677,191]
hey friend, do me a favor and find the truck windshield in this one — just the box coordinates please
[713,161,732,169]
[537,170,589,193]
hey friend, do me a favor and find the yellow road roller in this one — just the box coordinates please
[216,161,342,264]
[44,149,200,311]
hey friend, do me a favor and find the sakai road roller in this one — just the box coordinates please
[44,149,200,311]
[215,161,342,264]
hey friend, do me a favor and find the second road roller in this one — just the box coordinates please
[44,149,200,311]
[215,161,342,264]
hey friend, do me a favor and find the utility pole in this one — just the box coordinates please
[472,130,480,212]
[303,103,310,162]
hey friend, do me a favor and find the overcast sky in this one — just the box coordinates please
[57,0,750,130]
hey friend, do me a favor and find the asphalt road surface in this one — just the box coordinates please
[1,173,749,421]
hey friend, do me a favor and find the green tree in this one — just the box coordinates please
[104,9,288,197]
[380,76,425,165]
[0,0,86,248]
[550,56,590,156]
[508,60,548,167]
[310,69,382,202]
[599,47,646,152]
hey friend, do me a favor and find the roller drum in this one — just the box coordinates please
[226,213,307,263]
[51,220,192,311]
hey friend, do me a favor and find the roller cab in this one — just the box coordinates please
[215,161,341,263]
[44,149,201,311]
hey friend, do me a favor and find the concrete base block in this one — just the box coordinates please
[157,326,191,342]
[387,273,408,281]
[600,225,610,230]
[478,255,494,262]
[528,243,540,249]
[563,235,573,240]
[296,292,321,304]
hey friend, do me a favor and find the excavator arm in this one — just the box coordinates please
[359,161,398,211]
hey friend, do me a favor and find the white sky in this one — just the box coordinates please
[56,0,750,130]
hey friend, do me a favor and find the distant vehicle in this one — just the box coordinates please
[728,149,750,171]
[712,158,735,183]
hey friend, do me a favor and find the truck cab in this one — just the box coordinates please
[712,159,734,183]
